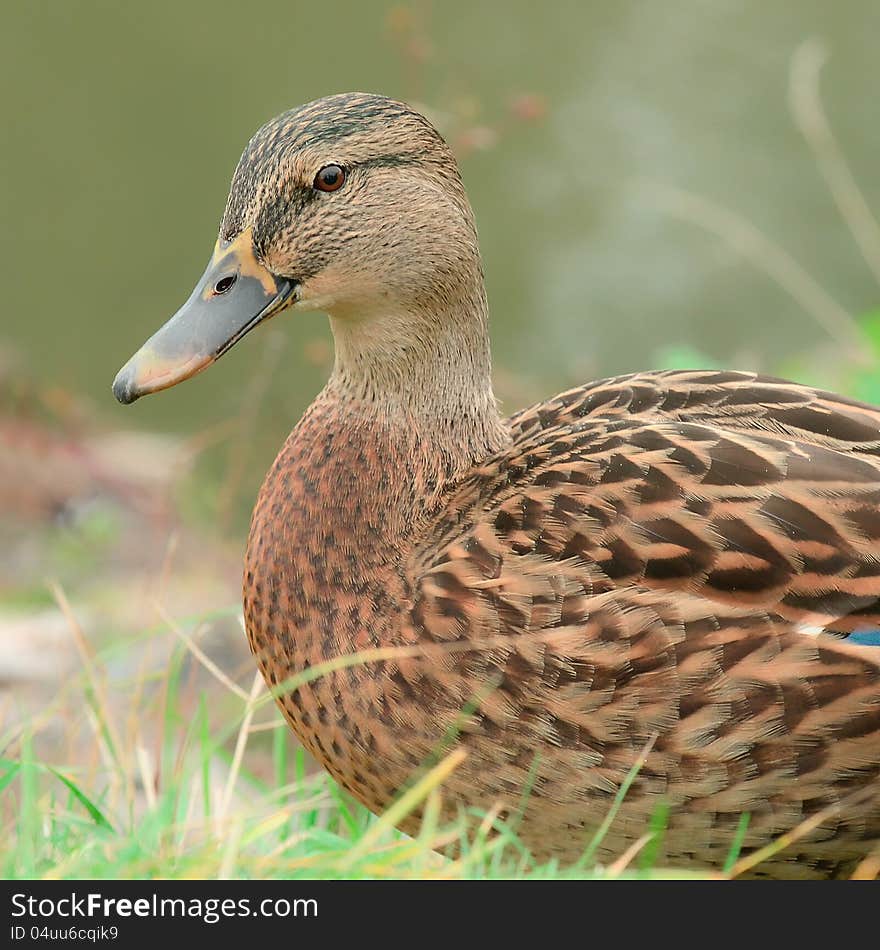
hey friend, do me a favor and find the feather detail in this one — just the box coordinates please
[246,370,880,878]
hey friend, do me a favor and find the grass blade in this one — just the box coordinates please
[47,768,115,832]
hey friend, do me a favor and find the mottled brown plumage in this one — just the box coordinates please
[117,94,880,878]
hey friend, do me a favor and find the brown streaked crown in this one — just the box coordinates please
[221,93,459,244]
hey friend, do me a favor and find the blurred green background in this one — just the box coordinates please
[5,1,880,443]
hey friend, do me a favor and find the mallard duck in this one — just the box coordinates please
[113,93,880,878]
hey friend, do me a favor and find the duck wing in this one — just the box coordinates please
[403,371,880,869]
[414,370,880,635]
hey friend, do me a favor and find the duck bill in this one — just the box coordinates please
[112,229,294,404]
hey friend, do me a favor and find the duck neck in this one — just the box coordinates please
[245,290,511,667]
[326,288,511,485]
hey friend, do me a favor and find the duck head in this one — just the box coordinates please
[112,92,482,404]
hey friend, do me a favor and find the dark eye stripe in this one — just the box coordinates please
[359,153,419,169]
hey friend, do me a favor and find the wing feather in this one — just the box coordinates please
[403,371,880,858]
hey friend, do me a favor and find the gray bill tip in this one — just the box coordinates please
[111,367,140,405]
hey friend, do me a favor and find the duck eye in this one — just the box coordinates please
[213,274,238,295]
[314,164,346,193]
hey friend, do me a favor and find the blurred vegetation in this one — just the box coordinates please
[2,1,880,879]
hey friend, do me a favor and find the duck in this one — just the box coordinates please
[113,93,880,878]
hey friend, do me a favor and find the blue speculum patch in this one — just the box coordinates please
[845,629,880,646]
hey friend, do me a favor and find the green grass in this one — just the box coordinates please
[1,600,734,881]
[4,592,861,880]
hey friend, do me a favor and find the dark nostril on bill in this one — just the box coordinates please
[213,274,238,295]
